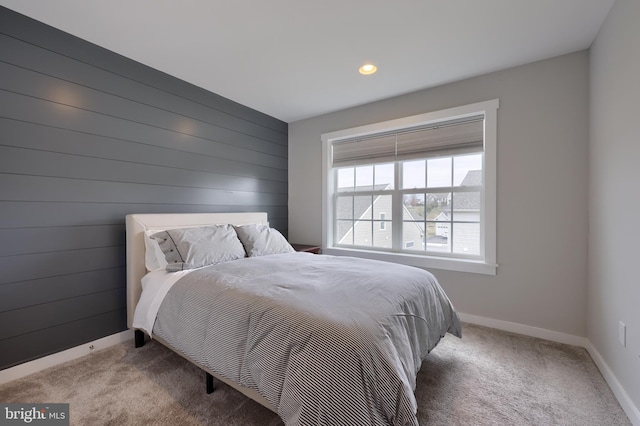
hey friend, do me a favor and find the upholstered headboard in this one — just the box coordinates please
[125,212,269,328]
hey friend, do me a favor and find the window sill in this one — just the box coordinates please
[321,247,497,275]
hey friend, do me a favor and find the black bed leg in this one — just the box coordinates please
[206,372,215,394]
[134,330,145,348]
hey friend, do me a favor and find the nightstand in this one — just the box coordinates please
[290,244,322,254]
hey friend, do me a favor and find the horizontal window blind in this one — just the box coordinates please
[332,116,483,166]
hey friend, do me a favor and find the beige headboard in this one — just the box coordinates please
[125,212,269,328]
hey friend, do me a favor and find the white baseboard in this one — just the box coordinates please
[460,312,639,425]
[585,341,640,426]
[459,312,588,347]
[0,329,134,386]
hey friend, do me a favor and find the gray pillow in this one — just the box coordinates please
[150,225,246,271]
[234,224,295,257]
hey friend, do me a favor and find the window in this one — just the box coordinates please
[379,213,386,230]
[322,100,498,275]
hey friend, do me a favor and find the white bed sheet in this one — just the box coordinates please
[132,268,192,336]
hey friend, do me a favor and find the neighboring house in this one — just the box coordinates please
[401,206,427,250]
[434,212,450,237]
[337,184,423,249]
[437,170,481,255]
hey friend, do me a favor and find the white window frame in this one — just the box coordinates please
[321,99,498,275]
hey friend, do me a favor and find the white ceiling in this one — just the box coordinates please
[0,0,615,123]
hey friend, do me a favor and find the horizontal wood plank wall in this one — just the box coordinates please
[0,7,288,370]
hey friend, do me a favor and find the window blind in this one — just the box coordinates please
[332,116,483,166]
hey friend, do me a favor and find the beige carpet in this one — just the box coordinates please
[0,323,630,425]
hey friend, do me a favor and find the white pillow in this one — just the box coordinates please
[234,224,295,257]
[150,224,246,271]
[144,230,168,271]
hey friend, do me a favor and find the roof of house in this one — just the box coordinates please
[336,184,391,243]
[337,184,390,223]
[461,170,482,186]
[446,170,481,211]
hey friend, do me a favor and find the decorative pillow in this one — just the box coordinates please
[150,225,246,271]
[144,229,168,271]
[234,224,295,257]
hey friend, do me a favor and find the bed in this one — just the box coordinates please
[126,212,461,426]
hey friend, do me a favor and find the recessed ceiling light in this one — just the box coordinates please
[359,64,377,75]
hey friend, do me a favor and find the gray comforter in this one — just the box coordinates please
[153,252,461,425]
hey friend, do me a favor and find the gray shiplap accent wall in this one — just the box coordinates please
[0,7,288,370]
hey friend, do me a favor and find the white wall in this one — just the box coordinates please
[589,0,640,415]
[289,51,589,336]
